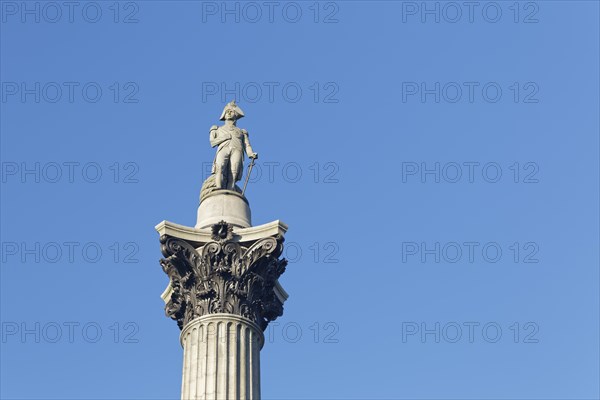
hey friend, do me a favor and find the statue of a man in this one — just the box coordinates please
[210,101,258,190]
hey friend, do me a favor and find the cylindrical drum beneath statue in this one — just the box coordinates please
[196,190,251,229]
[180,314,264,400]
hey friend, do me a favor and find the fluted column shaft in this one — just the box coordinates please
[180,314,264,400]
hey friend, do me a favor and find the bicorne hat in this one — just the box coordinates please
[219,100,245,121]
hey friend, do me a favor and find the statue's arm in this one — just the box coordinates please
[242,129,258,159]
[209,125,229,148]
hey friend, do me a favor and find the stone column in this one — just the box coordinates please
[180,314,263,400]
[156,219,288,400]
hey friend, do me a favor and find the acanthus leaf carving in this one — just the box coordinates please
[158,223,287,331]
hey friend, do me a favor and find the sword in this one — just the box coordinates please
[242,157,256,195]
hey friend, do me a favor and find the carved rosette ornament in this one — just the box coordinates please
[159,221,287,331]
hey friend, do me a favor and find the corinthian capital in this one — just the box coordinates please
[159,221,288,330]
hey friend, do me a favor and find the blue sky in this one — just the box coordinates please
[1,1,599,399]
